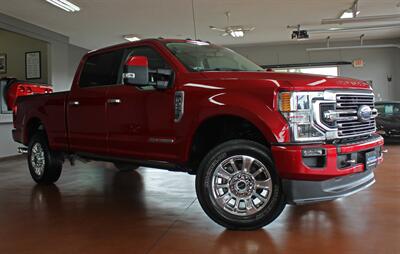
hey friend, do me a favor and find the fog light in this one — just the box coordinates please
[302,148,326,157]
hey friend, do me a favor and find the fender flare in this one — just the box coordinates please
[183,93,289,161]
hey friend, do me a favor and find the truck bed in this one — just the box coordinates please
[14,91,69,151]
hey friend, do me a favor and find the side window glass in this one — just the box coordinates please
[125,46,172,90]
[394,104,400,114]
[126,46,169,70]
[79,49,124,87]
[376,105,384,115]
[384,104,394,115]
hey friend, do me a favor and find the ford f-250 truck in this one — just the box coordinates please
[12,39,384,230]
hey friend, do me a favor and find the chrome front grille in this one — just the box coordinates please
[336,93,376,138]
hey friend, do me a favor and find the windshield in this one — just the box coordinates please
[165,41,264,72]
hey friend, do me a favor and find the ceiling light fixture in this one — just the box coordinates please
[46,0,80,12]
[339,0,360,19]
[322,14,400,24]
[340,10,360,19]
[209,12,255,38]
[229,30,244,38]
[310,23,400,33]
[123,35,141,42]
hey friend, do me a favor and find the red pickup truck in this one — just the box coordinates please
[12,39,384,230]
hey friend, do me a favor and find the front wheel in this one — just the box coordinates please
[196,139,286,230]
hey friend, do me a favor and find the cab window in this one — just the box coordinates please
[125,46,170,70]
[79,49,124,87]
[124,46,172,90]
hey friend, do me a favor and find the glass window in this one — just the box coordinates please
[376,103,400,115]
[124,46,172,90]
[126,46,169,70]
[394,104,400,114]
[385,105,394,114]
[165,42,263,72]
[79,49,124,87]
[376,104,385,114]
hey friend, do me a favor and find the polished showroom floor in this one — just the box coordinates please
[0,140,399,254]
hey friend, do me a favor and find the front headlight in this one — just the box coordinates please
[279,91,325,142]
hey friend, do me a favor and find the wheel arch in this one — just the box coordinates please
[186,112,275,172]
[24,117,47,145]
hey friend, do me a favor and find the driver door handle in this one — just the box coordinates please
[69,101,80,106]
[107,98,122,104]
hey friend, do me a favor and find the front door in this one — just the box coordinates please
[106,46,177,161]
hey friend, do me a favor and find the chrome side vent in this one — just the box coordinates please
[174,91,184,122]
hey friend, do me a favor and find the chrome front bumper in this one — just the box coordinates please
[283,169,376,205]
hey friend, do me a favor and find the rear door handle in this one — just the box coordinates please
[69,101,80,106]
[107,99,122,104]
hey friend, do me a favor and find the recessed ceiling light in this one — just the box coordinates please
[46,0,80,12]
[123,35,141,42]
[340,9,360,19]
[229,30,244,38]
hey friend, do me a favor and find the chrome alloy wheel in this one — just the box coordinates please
[30,142,45,176]
[211,155,273,217]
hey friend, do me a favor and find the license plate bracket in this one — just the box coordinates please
[365,150,378,171]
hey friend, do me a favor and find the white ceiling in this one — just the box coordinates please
[1,0,400,49]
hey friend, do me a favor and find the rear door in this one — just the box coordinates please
[68,49,124,155]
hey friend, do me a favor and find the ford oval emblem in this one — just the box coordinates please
[358,105,372,122]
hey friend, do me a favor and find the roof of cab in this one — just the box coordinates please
[87,38,208,55]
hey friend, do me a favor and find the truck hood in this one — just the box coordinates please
[200,72,372,91]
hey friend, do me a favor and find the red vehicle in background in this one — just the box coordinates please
[11,39,384,230]
[1,78,52,112]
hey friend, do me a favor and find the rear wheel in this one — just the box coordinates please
[196,139,286,230]
[113,162,139,172]
[28,132,63,184]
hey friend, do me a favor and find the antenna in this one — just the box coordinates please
[191,0,198,40]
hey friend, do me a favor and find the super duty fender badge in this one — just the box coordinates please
[174,91,185,122]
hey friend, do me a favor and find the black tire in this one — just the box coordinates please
[113,162,139,172]
[196,139,286,230]
[27,132,63,184]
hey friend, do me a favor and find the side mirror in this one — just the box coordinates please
[123,56,149,86]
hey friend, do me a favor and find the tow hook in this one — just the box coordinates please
[17,147,28,154]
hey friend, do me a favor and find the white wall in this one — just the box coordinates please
[68,44,87,89]
[0,29,49,83]
[0,13,88,158]
[229,39,400,101]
